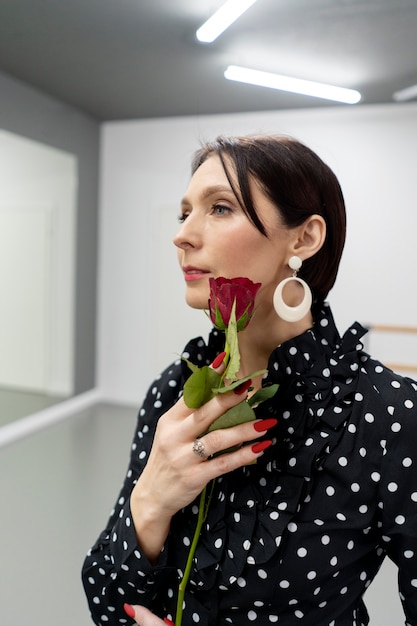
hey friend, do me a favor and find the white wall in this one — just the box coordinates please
[97,102,417,405]
[97,102,417,624]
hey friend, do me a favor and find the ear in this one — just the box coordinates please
[291,214,326,260]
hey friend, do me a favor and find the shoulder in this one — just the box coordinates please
[144,357,184,403]
[359,354,417,399]
[356,354,417,433]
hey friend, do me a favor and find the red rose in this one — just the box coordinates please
[208,277,261,332]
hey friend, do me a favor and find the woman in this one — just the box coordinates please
[82,135,417,625]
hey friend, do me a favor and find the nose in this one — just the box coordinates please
[173,214,200,250]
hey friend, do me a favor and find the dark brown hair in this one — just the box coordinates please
[192,135,346,304]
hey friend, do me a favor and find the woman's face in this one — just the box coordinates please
[173,155,294,312]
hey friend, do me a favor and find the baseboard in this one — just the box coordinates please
[0,387,102,448]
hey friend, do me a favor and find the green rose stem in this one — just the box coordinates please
[176,279,277,625]
[175,482,215,626]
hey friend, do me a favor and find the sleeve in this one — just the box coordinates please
[377,376,417,625]
[81,358,185,625]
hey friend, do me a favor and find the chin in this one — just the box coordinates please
[186,298,209,311]
[184,290,209,311]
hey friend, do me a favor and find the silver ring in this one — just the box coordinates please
[192,438,208,460]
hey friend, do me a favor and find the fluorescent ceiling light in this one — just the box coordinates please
[392,83,417,102]
[224,65,362,104]
[196,0,257,43]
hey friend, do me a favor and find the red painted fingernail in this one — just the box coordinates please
[234,378,252,395]
[253,418,278,432]
[164,619,175,626]
[212,351,226,369]
[252,439,272,454]
[124,603,136,619]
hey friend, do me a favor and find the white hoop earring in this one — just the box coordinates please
[273,256,312,323]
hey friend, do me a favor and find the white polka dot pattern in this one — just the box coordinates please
[82,305,417,625]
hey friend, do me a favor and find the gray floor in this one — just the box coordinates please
[0,402,403,626]
[0,402,137,626]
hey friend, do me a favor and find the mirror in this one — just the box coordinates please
[0,129,77,426]
[0,62,99,428]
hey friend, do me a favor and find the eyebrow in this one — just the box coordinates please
[181,184,236,207]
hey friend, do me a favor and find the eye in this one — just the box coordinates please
[177,212,189,223]
[212,204,231,216]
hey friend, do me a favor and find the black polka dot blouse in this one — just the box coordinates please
[82,303,417,626]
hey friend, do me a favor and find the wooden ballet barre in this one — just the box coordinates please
[368,324,417,334]
[365,323,417,372]
[384,362,417,373]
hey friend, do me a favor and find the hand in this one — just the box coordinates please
[124,603,174,625]
[130,358,275,561]
[134,381,262,509]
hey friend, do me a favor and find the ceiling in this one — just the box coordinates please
[1,0,417,122]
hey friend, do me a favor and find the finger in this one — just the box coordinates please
[162,352,228,423]
[208,438,273,477]
[211,350,227,371]
[164,351,236,432]
[191,378,253,433]
[193,417,277,459]
[124,603,168,626]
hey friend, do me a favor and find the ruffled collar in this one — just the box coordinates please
[172,304,368,620]
[260,302,367,474]
[182,302,367,464]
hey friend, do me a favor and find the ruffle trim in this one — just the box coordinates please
[174,303,368,603]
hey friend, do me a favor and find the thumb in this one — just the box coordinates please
[123,604,174,626]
